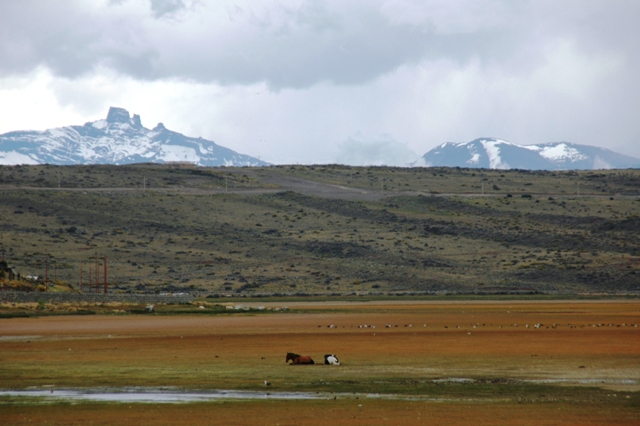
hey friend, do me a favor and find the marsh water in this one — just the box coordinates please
[0,388,326,403]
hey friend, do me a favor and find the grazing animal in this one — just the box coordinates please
[324,354,340,365]
[286,352,315,365]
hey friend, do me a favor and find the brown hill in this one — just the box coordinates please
[0,164,638,296]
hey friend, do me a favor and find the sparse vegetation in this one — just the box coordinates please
[1,164,638,296]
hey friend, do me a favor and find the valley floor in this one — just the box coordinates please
[1,300,639,424]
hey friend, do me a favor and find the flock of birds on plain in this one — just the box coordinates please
[318,322,638,335]
[271,321,637,386]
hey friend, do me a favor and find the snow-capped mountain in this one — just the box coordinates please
[423,138,640,170]
[0,107,268,167]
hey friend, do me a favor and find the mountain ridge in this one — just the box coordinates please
[2,112,639,170]
[0,107,268,167]
[422,138,640,170]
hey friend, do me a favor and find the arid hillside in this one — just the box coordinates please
[1,164,639,295]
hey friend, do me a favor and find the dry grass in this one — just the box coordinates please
[0,164,639,295]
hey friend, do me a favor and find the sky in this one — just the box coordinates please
[1,0,639,165]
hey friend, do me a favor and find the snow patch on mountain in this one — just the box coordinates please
[538,143,587,162]
[92,120,108,130]
[0,151,39,165]
[481,139,510,169]
[466,153,481,164]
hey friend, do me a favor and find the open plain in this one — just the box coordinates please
[1,300,639,425]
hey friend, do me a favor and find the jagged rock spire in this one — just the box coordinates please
[106,107,143,128]
[106,107,132,124]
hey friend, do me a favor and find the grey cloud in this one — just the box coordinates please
[4,1,637,91]
[0,1,152,78]
[149,0,188,19]
[0,1,542,88]
[145,3,521,89]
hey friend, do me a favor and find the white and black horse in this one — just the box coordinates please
[324,354,340,365]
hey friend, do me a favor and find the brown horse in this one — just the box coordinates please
[286,352,315,365]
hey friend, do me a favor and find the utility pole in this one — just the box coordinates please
[95,254,99,293]
[225,176,228,192]
[1,249,5,290]
[103,256,107,294]
[44,256,49,291]
[143,175,146,190]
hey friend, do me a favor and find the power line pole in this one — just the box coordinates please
[103,256,107,294]
[44,256,49,291]
[95,254,99,293]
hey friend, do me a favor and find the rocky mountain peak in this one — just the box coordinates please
[106,107,133,124]
[0,107,268,166]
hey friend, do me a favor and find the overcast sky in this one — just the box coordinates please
[1,0,639,165]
